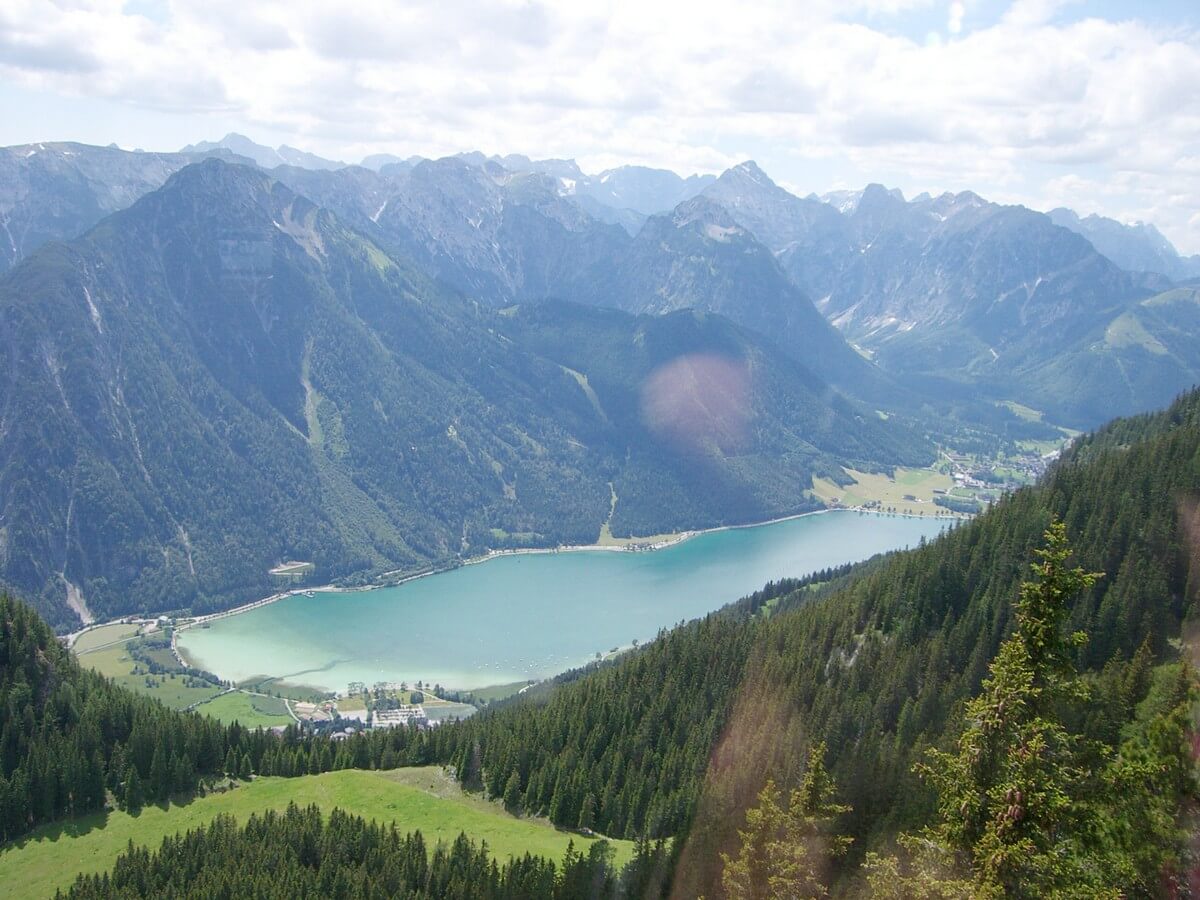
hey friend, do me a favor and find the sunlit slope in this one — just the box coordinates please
[0,768,635,900]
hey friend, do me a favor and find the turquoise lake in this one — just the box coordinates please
[179,511,948,693]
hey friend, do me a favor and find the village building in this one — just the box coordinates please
[372,704,428,728]
[293,701,335,723]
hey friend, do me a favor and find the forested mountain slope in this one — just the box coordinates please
[0,592,240,841]
[434,386,1200,894]
[0,159,923,628]
[494,302,927,536]
[1015,285,1200,425]
[11,142,1193,430]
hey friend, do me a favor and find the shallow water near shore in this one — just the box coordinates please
[179,511,948,693]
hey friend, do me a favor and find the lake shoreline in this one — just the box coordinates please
[171,505,962,676]
[174,508,953,694]
[465,503,961,562]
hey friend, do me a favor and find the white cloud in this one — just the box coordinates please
[948,1,965,34]
[0,0,1197,253]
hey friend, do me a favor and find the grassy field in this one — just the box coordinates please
[998,399,1046,422]
[76,642,223,710]
[1104,311,1169,355]
[193,691,293,727]
[0,768,635,899]
[75,641,135,678]
[73,622,141,653]
[233,674,332,702]
[462,681,532,704]
[489,528,541,542]
[811,466,956,517]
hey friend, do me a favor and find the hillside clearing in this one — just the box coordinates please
[0,768,635,899]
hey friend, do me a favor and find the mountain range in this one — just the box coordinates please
[700,162,1196,425]
[3,135,1200,624]
[1048,206,1200,282]
[0,159,924,628]
[6,138,1197,425]
[180,133,346,171]
[0,141,250,274]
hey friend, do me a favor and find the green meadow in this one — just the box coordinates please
[0,768,635,899]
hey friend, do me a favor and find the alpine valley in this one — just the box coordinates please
[4,138,1197,628]
[1,128,1199,900]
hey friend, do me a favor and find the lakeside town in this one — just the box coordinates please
[289,680,481,739]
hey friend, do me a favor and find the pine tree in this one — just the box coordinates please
[721,780,785,900]
[578,792,597,832]
[720,742,851,900]
[503,771,522,812]
[84,751,106,811]
[123,766,143,812]
[910,522,1111,898]
[149,744,170,802]
[173,755,194,794]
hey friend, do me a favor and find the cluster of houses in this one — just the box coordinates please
[372,705,430,728]
[942,446,1058,496]
[332,683,436,731]
[289,693,439,736]
[293,701,336,723]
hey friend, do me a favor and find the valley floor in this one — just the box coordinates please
[810,466,960,517]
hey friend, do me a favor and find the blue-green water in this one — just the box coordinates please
[179,511,947,692]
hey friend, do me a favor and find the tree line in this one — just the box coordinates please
[60,801,670,899]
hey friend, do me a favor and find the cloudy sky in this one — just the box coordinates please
[2,0,1198,253]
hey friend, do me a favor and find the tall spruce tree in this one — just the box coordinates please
[721,742,851,899]
[862,522,1194,899]
[918,521,1104,896]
